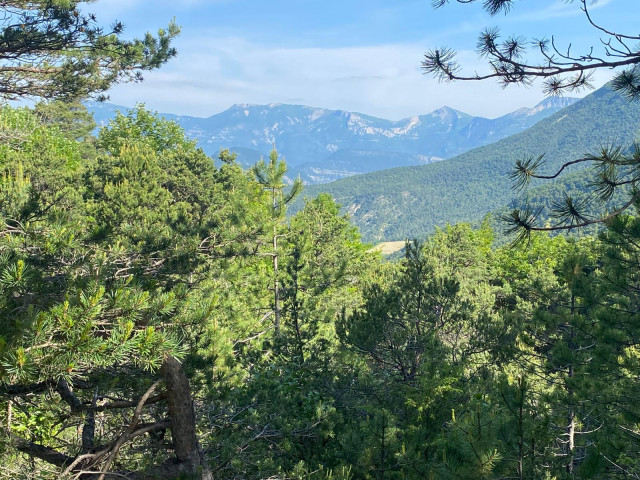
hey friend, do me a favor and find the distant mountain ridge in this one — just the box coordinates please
[300,83,640,241]
[87,97,578,184]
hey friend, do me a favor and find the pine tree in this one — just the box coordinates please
[252,148,302,338]
[0,1,179,101]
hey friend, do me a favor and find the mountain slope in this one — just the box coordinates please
[300,84,640,241]
[86,98,577,184]
[288,149,443,184]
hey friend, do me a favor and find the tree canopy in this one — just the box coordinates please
[5,1,640,479]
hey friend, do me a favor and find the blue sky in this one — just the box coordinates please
[90,0,638,119]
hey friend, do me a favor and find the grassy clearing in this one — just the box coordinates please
[371,241,405,256]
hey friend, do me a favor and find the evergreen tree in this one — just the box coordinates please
[0,1,179,100]
[252,148,302,338]
[0,106,271,479]
[422,0,640,236]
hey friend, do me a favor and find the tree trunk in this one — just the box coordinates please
[10,357,212,480]
[273,232,280,337]
[161,356,213,480]
[566,292,576,475]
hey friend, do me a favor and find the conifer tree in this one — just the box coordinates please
[252,148,302,338]
[423,0,640,98]
[0,1,179,101]
[0,107,268,479]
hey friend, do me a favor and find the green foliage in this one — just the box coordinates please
[251,147,304,338]
[202,193,375,480]
[0,107,196,380]
[302,83,640,241]
[280,193,371,360]
[34,100,96,143]
[0,105,270,478]
[4,91,640,480]
[252,148,303,220]
[98,105,196,155]
[0,1,180,100]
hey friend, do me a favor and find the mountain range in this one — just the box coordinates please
[300,82,640,242]
[87,97,577,184]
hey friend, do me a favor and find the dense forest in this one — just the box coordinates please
[3,1,640,479]
[3,101,640,479]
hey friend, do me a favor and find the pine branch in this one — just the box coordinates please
[10,434,75,468]
[423,0,640,95]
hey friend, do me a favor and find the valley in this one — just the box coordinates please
[87,83,640,244]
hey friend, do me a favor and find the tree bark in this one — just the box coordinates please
[273,226,280,337]
[161,355,213,480]
[567,292,576,475]
[12,435,74,468]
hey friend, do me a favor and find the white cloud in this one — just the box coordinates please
[105,36,612,120]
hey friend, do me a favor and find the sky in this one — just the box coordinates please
[87,0,639,120]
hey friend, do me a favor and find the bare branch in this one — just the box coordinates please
[97,380,162,480]
[423,0,640,96]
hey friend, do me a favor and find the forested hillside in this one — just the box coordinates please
[303,83,640,241]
